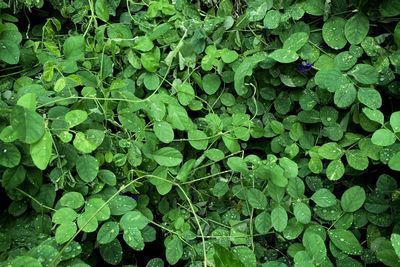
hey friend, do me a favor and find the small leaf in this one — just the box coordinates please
[341,186,366,212]
[55,222,77,244]
[76,155,99,182]
[283,32,309,51]
[271,206,288,232]
[188,129,208,150]
[390,111,400,133]
[153,121,174,143]
[97,221,119,244]
[328,229,363,255]
[349,64,378,84]
[120,211,149,231]
[318,142,343,160]
[345,150,369,171]
[246,188,267,210]
[11,106,45,144]
[391,233,400,259]
[389,152,400,171]
[322,16,347,49]
[227,157,248,173]
[345,13,369,45]
[165,235,183,265]
[63,35,85,61]
[311,188,336,207]
[0,143,21,168]
[214,243,245,267]
[95,0,110,22]
[153,147,183,167]
[123,227,144,250]
[202,74,221,95]
[357,87,382,109]
[133,36,154,52]
[269,49,298,63]
[293,202,311,224]
[30,130,53,170]
[371,129,396,147]
[60,192,85,209]
[65,110,88,128]
[326,159,345,181]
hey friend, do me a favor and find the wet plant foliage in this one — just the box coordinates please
[1,0,400,266]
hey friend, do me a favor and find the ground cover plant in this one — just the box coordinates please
[0,0,400,266]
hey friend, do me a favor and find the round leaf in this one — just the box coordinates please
[76,155,99,182]
[322,17,347,50]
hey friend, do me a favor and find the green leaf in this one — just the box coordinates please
[17,93,36,110]
[73,129,105,153]
[227,157,248,173]
[322,16,347,50]
[0,39,20,64]
[99,239,123,265]
[204,148,225,161]
[203,74,221,95]
[390,111,400,133]
[388,152,400,171]
[293,202,311,224]
[357,87,382,109]
[246,188,267,210]
[311,188,336,207]
[349,64,378,84]
[345,13,369,45]
[326,159,345,181]
[108,195,136,215]
[334,83,357,108]
[0,126,18,143]
[11,106,45,144]
[188,129,208,150]
[120,210,149,231]
[263,10,281,29]
[213,243,245,267]
[318,142,343,160]
[153,147,183,167]
[141,48,160,72]
[341,186,366,212]
[303,232,327,264]
[283,32,309,51]
[143,73,160,90]
[395,21,400,46]
[328,229,363,255]
[86,198,110,221]
[133,36,154,52]
[97,221,119,244]
[165,235,183,265]
[345,150,369,170]
[271,206,288,232]
[9,256,42,267]
[391,233,400,259]
[52,207,78,224]
[0,143,21,168]
[220,49,239,63]
[60,192,85,209]
[269,49,299,63]
[55,222,77,244]
[302,0,324,16]
[123,227,144,250]
[95,0,110,22]
[371,129,396,147]
[234,53,267,95]
[65,110,88,128]
[315,69,349,93]
[63,35,85,61]
[76,155,99,183]
[77,211,99,233]
[154,121,174,143]
[2,165,26,190]
[176,82,195,106]
[30,130,53,170]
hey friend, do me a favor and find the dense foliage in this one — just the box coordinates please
[1,0,400,266]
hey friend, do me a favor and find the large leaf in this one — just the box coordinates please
[30,130,53,170]
[328,229,363,255]
[213,243,245,267]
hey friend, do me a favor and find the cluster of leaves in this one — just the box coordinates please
[1,0,400,266]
